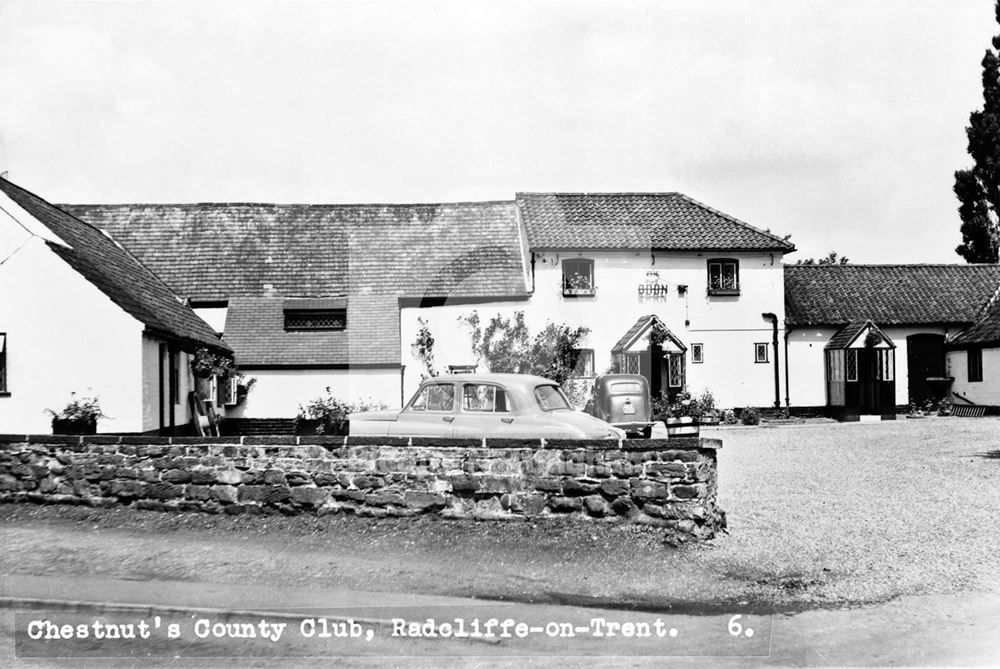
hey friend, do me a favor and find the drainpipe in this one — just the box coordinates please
[762,313,781,409]
[784,326,791,408]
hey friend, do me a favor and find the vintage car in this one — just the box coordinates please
[585,374,668,438]
[350,373,627,439]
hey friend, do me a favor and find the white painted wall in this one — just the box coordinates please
[400,250,788,409]
[787,325,955,408]
[948,348,1000,406]
[0,233,144,433]
[231,368,402,417]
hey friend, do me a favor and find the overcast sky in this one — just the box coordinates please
[0,0,994,263]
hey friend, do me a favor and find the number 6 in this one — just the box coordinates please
[728,615,743,636]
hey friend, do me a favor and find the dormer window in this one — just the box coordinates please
[282,298,347,331]
[707,259,740,296]
[562,258,595,296]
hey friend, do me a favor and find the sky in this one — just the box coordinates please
[0,0,995,264]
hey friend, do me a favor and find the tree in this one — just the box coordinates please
[460,311,589,386]
[954,1,1000,263]
[794,251,850,265]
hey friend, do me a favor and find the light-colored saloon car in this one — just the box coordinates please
[350,374,627,439]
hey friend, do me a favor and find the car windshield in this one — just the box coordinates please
[534,385,572,412]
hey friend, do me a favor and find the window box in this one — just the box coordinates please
[52,418,97,435]
[562,287,597,297]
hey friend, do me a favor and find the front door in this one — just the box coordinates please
[906,334,945,405]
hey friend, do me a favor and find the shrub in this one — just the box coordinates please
[46,392,108,422]
[739,406,761,426]
[297,388,350,435]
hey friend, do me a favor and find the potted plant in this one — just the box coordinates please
[663,391,700,437]
[937,399,953,416]
[295,387,351,435]
[47,393,108,435]
[695,389,719,425]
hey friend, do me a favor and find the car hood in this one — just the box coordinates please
[349,409,399,422]
[549,409,626,438]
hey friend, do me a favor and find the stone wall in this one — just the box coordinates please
[0,434,725,541]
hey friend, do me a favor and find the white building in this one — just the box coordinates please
[784,264,1000,418]
[0,177,230,434]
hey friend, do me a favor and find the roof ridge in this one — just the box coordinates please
[785,263,1000,268]
[516,191,681,197]
[62,200,519,208]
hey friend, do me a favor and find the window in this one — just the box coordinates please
[534,385,572,411]
[562,258,595,296]
[573,348,595,376]
[668,354,684,388]
[874,349,894,382]
[754,343,769,364]
[968,348,983,383]
[707,259,740,295]
[691,343,704,364]
[284,309,346,331]
[622,354,640,374]
[409,384,455,412]
[0,333,6,394]
[462,384,511,412]
[846,349,858,382]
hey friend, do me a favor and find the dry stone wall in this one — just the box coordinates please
[0,434,725,541]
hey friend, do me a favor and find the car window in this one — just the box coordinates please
[462,384,511,413]
[408,384,455,412]
[534,384,572,411]
[610,381,643,394]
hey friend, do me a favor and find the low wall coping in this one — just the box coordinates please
[0,433,720,451]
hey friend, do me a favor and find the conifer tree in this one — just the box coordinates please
[954,1,1000,263]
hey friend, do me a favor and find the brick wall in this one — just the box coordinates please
[0,434,725,541]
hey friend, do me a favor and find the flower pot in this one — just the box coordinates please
[665,416,699,437]
[52,418,97,435]
[698,413,720,426]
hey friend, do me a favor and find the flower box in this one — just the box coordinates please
[562,287,597,297]
[665,416,699,437]
[52,418,97,435]
[294,418,349,436]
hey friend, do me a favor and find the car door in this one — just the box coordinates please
[388,382,458,436]
[451,382,522,437]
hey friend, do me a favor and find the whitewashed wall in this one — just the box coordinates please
[787,325,956,408]
[231,368,402,417]
[0,232,144,433]
[948,348,1000,406]
[401,250,788,409]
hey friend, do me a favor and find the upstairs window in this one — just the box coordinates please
[707,259,740,296]
[0,333,7,394]
[562,258,595,296]
[968,348,983,383]
[284,309,346,331]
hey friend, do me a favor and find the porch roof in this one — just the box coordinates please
[825,321,895,350]
[611,315,687,355]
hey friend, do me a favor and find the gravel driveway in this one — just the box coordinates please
[2,417,999,612]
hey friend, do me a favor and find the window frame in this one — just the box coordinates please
[691,343,704,364]
[667,353,684,388]
[461,383,512,413]
[283,308,347,332]
[573,348,595,377]
[968,347,983,383]
[707,258,740,296]
[845,349,859,382]
[562,258,596,296]
[754,342,769,364]
[406,382,457,413]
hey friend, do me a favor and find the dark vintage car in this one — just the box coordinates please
[585,374,668,438]
[350,373,627,439]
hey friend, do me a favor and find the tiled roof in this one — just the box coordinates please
[516,192,795,252]
[825,321,895,349]
[610,315,686,354]
[0,178,229,353]
[785,264,1000,327]
[61,202,528,302]
[949,287,1000,347]
[223,295,399,366]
